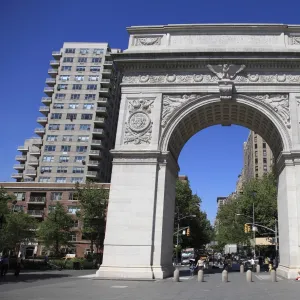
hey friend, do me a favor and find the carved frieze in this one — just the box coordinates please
[124,99,154,145]
[254,94,290,128]
[134,36,162,46]
[289,36,300,45]
[207,64,246,80]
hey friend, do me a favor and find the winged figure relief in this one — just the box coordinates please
[207,64,246,80]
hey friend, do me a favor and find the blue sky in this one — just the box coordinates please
[0,0,298,222]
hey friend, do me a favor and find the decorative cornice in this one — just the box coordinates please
[276,151,300,174]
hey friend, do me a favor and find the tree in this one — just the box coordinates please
[75,182,108,254]
[38,202,73,256]
[174,180,213,250]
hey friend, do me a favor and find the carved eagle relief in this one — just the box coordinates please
[207,64,246,80]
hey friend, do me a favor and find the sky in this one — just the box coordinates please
[0,0,299,222]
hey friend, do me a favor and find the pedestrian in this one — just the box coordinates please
[269,258,273,272]
[223,256,229,271]
[0,254,9,276]
[250,257,255,272]
[189,259,196,276]
[197,257,205,271]
[14,256,23,277]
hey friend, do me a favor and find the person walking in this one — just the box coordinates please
[14,256,23,277]
[0,254,9,276]
[189,259,196,276]
[196,257,205,271]
[250,257,255,272]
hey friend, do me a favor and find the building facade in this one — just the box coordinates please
[1,182,110,258]
[243,131,273,182]
[12,43,122,184]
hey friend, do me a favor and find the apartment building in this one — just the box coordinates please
[243,131,273,181]
[1,182,110,257]
[12,43,122,184]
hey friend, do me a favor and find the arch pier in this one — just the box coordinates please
[97,24,300,279]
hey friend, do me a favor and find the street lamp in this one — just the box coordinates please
[175,212,196,265]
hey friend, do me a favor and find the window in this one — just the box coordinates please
[68,103,78,109]
[79,124,91,131]
[71,177,83,184]
[254,136,257,143]
[43,155,54,162]
[62,135,73,142]
[63,57,74,62]
[70,234,77,242]
[263,143,266,149]
[71,94,80,100]
[255,165,258,171]
[73,167,84,173]
[83,103,94,110]
[263,150,267,156]
[14,192,25,201]
[263,158,267,163]
[78,136,89,142]
[81,114,93,120]
[75,75,84,81]
[51,113,62,119]
[74,156,86,162]
[13,205,24,212]
[57,84,68,90]
[51,192,63,200]
[92,57,101,63]
[255,158,258,164]
[76,66,86,72]
[66,113,77,120]
[49,124,60,130]
[55,177,66,183]
[57,166,68,173]
[46,135,58,141]
[69,192,79,200]
[45,145,56,151]
[68,206,80,214]
[65,124,75,131]
[61,66,72,71]
[59,155,69,163]
[41,166,52,173]
[78,57,87,63]
[263,165,268,171]
[93,49,104,55]
[80,48,88,54]
[254,144,257,149]
[59,75,70,81]
[39,177,50,183]
[55,93,66,99]
[90,66,101,72]
[73,220,79,227]
[48,205,55,213]
[84,94,96,100]
[61,145,71,152]
[53,103,64,109]
[72,84,82,90]
[76,146,88,152]
[255,173,259,178]
[88,75,99,81]
[87,84,97,90]
[65,48,75,54]
[255,151,258,158]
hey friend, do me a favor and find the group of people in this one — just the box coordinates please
[189,257,206,276]
[0,254,24,277]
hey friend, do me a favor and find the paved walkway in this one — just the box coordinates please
[1,271,300,300]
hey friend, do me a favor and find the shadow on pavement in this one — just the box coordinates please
[0,272,72,285]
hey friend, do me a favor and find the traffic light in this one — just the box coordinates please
[187,227,190,236]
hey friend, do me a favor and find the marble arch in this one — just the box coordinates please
[97,24,300,280]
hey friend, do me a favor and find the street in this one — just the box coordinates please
[1,269,300,300]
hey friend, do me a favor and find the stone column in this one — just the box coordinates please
[276,153,300,279]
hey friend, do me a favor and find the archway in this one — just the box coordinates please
[97,24,300,280]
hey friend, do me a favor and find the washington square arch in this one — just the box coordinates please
[96,24,300,280]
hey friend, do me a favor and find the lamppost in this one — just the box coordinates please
[175,210,196,265]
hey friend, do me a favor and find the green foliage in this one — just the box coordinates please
[174,180,213,250]
[0,187,13,217]
[75,182,108,253]
[38,202,73,256]
[215,173,277,246]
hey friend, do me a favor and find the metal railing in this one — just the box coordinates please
[28,197,46,203]
[15,155,26,160]
[91,140,102,145]
[27,210,44,216]
[13,164,25,169]
[89,150,101,156]
[87,171,97,176]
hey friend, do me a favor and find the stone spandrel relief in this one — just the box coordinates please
[124,99,154,145]
[255,94,291,128]
[134,36,162,46]
[207,64,246,80]
[162,94,199,126]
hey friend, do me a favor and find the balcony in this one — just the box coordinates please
[52,51,62,59]
[28,196,46,204]
[17,145,29,152]
[31,138,42,146]
[28,160,39,166]
[41,97,52,105]
[99,88,109,95]
[87,160,100,168]
[25,170,37,177]
[96,107,108,116]
[50,60,60,67]
[13,164,25,170]
[48,69,58,77]
[89,150,101,158]
[100,78,111,86]
[27,210,44,218]
[102,69,112,76]
[103,60,113,68]
[92,128,104,136]
[97,97,109,106]
[94,118,106,127]
[11,173,23,179]
[30,148,41,156]
[15,155,26,161]
[35,128,45,136]
[44,87,54,96]
[91,140,102,149]
[86,171,98,178]
[46,78,56,86]
[37,117,48,125]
